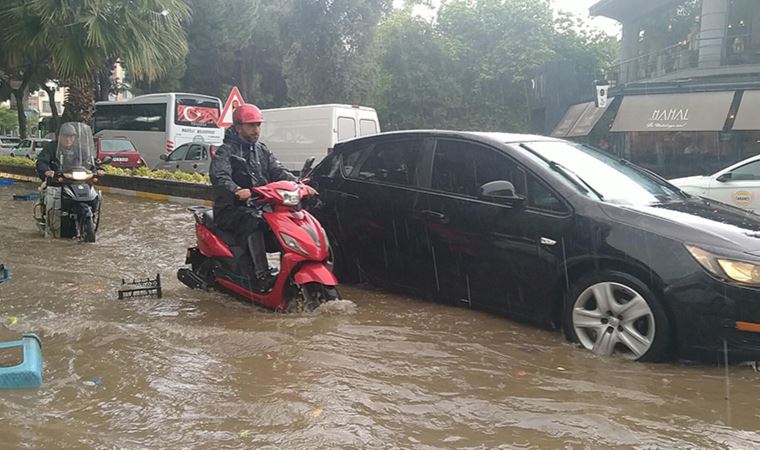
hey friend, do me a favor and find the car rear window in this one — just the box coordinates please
[100,140,136,152]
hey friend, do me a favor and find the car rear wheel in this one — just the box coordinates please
[563,271,671,362]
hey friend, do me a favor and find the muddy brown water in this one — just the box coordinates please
[0,181,759,449]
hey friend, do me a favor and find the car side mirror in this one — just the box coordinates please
[300,157,316,179]
[159,154,168,161]
[716,172,732,183]
[478,180,525,207]
[100,156,113,165]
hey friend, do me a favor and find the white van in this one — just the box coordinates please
[259,104,381,171]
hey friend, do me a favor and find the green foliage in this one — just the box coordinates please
[0,155,35,166]
[0,106,18,133]
[368,0,619,132]
[102,164,210,184]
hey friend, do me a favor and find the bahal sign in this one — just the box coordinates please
[610,91,735,132]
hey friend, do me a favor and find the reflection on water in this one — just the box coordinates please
[1,181,759,449]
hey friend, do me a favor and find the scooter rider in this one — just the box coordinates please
[210,104,308,292]
[36,122,105,182]
[36,122,104,217]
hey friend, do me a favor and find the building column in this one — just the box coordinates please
[699,0,728,68]
[620,18,639,84]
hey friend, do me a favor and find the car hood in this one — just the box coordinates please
[600,198,760,254]
[669,175,709,188]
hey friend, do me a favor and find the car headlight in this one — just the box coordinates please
[280,232,307,255]
[276,189,300,206]
[686,245,760,285]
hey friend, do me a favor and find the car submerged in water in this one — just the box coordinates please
[308,130,760,364]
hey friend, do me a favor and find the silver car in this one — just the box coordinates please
[153,142,214,173]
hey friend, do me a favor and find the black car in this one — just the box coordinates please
[309,130,760,364]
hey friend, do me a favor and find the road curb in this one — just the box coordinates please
[1,165,213,206]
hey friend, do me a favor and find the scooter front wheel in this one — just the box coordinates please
[82,216,96,242]
[300,282,340,312]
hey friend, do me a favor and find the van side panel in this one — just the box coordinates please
[260,104,380,171]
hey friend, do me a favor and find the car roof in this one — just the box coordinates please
[339,130,562,146]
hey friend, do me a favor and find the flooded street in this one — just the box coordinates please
[1,180,760,449]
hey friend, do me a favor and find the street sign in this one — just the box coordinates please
[217,87,246,127]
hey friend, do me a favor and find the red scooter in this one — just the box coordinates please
[177,160,339,311]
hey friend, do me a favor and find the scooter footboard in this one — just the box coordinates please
[294,263,338,286]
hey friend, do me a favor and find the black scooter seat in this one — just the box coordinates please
[198,209,238,248]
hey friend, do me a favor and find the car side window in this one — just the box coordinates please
[341,143,372,177]
[352,139,423,186]
[527,175,569,213]
[186,144,203,161]
[168,144,190,161]
[431,139,525,198]
[731,160,760,181]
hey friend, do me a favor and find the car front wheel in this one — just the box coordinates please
[563,270,672,362]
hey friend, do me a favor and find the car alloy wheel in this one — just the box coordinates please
[564,271,671,362]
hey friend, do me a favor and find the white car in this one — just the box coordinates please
[670,154,760,212]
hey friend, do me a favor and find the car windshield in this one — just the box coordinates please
[522,141,686,205]
[100,139,135,152]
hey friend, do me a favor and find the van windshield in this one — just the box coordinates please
[523,141,686,205]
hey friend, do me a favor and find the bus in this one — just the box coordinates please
[94,93,224,168]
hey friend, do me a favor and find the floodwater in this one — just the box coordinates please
[1,180,759,450]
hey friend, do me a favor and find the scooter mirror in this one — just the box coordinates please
[300,157,316,179]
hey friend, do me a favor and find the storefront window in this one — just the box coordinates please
[626,131,737,178]
[726,0,760,65]
[636,1,702,80]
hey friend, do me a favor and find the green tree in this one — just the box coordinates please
[369,0,618,132]
[1,0,190,125]
[0,106,18,134]
[368,11,460,130]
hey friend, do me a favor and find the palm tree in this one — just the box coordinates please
[0,0,190,125]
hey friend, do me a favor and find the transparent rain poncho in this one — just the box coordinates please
[56,122,95,174]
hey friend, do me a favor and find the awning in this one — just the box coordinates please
[733,90,760,130]
[566,98,615,137]
[551,103,588,137]
[610,91,735,132]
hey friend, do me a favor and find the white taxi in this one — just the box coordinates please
[670,154,760,212]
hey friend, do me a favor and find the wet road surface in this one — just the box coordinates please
[1,180,759,449]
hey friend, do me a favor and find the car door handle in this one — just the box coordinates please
[420,210,449,224]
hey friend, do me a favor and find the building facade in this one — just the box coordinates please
[539,0,760,179]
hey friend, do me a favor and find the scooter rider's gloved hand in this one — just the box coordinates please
[235,188,252,201]
[44,170,54,178]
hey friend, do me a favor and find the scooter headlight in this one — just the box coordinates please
[280,232,307,255]
[686,245,760,286]
[67,170,91,181]
[276,189,301,206]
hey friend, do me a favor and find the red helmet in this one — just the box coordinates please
[232,104,264,124]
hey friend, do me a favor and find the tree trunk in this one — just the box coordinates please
[61,79,97,126]
[12,86,28,139]
[41,84,60,134]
